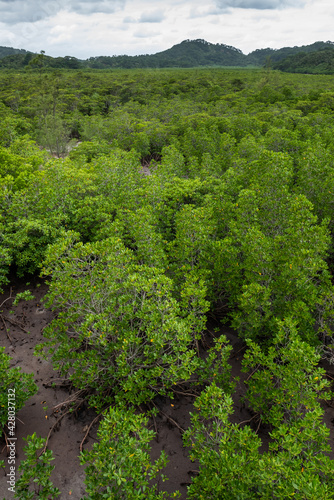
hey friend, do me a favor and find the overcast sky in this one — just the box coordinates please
[0,0,332,59]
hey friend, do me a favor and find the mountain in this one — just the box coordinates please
[87,39,248,69]
[1,39,334,72]
[272,47,334,74]
[0,52,35,69]
[246,41,334,66]
[0,46,31,59]
[0,52,83,70]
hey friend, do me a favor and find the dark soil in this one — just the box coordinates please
[1,278,334,499]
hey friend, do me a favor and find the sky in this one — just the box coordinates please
[0,0,332,59]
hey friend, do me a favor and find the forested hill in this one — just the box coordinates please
[1,39,334,70]
[273,47,334,74]
[246,41,334,66]
[87,39,247,68]
[0,46,30,59]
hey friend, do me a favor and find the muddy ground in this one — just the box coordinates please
[1,277,334,499]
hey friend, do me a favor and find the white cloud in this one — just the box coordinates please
[123,15,136,23]
[139,9,165,23]
[0,0,125,24]
[0,0,333,59]
[215,0,306,9]
[134,29,160,37]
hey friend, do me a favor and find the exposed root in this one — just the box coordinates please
[40,410,71,455]
[1,287,31,337]
[80,413,103,453]
[43,378,73,389]
[171,389,198,398]
[152,402,185,434]
[246,366,260,381]
[255,417,262,434]
[39,389,88,454]
[52,389,87,412]
[147,402,159,442]
[3,315,30,334]
[1,431,9,454]
[238,413,258,426]
[0,287,13,309]
[231,343,247,358]
[0,314,13,344]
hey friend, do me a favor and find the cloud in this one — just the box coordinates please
[215,0,306,9]
[0,0,331,61]
[134,29,160,37]
[123,15,136,23]
[70,0,125,15]
[0,0,126,24]
[189,6,222,18]
[139,9,165,23]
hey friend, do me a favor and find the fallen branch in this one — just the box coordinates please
[0,287,13,309]
[171,389,198,398]
[2,315,30,334]
[1,431,9,454]
[0,288,31,335]
[152,402,185,434]
[80,413,103,453]
[0,314,13,344]
[40,390,88,454]
[147,402,159,442]
[43,378,73,389]
[238,413,258,426]
[52,389,87,412]
[40,409,71,455]
[173,379,198,386]
[232,343,247,358]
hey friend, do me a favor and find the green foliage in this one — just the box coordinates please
[68,139,114,163]
[36,114,73,157]
[1,66,334,496]
[15,433,60,499]
[184,380,334,499]
[213,150,333,342]
[0,240,11,292]
[196,334,235,394]
[274,48,334,74]
[0,347,37,436]
[12,289,35,305]
[183,382,262,499]
[294,143,334,230]
[2,220,67,276]
[2,158,96,274]
[180,124,236,171]
[242,318,331,426]
[0,144,40,191]
[81,405,180,499]
[38,236,202,409]
[0,115,32,147]
[169,204,216,273]
[2,40,334,71]
[0,46,31,60]
[106,206,167,268]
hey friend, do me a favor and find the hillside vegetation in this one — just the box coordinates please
[273,47,334,74]
[0,46,30,59]
[1,39,334,71]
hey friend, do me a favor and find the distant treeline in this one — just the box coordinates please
[1,39,334,72]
